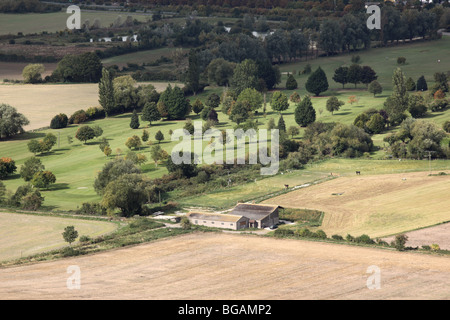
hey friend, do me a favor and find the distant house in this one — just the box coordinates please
[187,203,282,230]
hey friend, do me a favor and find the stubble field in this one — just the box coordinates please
[0,232,449,300]
[263,171,450,240]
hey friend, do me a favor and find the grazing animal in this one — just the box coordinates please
[284,184,289,189]
[356,171,361,175]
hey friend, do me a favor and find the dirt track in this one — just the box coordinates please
[0,233,449,300]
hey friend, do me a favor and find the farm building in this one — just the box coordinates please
[187,203,282,230]
[187,212,249,230]
[230,203,281,229]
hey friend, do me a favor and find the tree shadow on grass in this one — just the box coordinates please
[6,131,46,141]
[50,183,70,191]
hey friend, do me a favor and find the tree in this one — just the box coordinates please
[52,52,102,83]
[365,114,386,134]
[98,68,115,116]
[206,93,221,109]
[416,75,428,92]
[305,67,329,96]
[142,129,149,142]
[62,226,78,246]
[287,126,300,138]
[229,100,252,124]
[360,66,377,88]
[27,133,57,155]
[150,144,169,167]
[113,75,139,112]
[92,125,103,138]
[285,74,298,90]
[101,173,151,217]
[130,109,140,129]
[158,85,189,120]
[185,49,200,95]
[22,64,44,84]
[406,77,416,92]
[206,58,235,86]
[230,59,259,96]
[443,121,450,133]
[270,91,289,113]
[326,96,344,115]
[125,135,142,150]
[278,115,286,133]
[408,95,427,118]
[368,80,383,97]
[20,157,45,181]
[0,104,29,139]
[434,72,449,93]
[192,99,204,115]
[333,66,349,89]
[318,20,343,56]
[155,130,164,144]
[0,157,16,179]
[94,158,141,195]
[295,96,316,127]
[141,102,161,126]
[347,64,362,88]
[31,170,56,189]
[166,152,198,178]
[76,126,96,144]
[50,113,68,129]
[237,88,263,112]
[387,68,409,125]
[393,234,408,251]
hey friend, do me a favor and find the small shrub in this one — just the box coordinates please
[331,234,344,241]
[315,229,327,239]
[79,235,91,243]
[397,56,406,65]
[431,244,440,251]
[50,113,68,129]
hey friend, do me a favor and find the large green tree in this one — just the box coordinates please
[230,59,259,96]
[295,96,316,127]
[158,84,190,120]
[98,68,115,117]
[305,67,329,96]
[0,104,29,139]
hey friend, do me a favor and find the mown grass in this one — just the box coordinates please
[1,38,450,213]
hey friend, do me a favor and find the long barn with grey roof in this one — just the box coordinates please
[187,203,282,230]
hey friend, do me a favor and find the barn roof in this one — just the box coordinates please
[229,203,282,220]
[187,212,246,223]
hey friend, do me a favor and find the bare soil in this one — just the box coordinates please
[0,233,449,300]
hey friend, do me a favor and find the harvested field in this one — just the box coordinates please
[0,212,118,262]
[383,222,450,250]
[0,233,448,300]
[263,171,450,239]
[0,82,178,130]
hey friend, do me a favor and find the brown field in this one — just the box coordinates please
[382,223,450,250]
[0,233,449,300]
[263,171,450,240]
[0,62,58,80]
[0,82,178,130]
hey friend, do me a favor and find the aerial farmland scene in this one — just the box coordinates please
[0,0,449,303]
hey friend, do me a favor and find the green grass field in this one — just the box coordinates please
[0,11,150,35]
[0,212,118,261]
[0,38,449,214]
